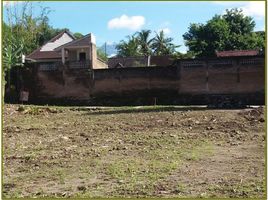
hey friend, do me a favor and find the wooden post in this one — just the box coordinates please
[147,55,151,66]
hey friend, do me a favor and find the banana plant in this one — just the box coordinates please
[3,35,24,96]
[3,36,24,72]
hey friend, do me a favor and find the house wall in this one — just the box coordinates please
[68,50,77,61]
[68,48,90,61]
[27,56,264,105]
[95,59,108,69]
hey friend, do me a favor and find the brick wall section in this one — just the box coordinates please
[28,56,264,104]
[238,58,264,93]
[93,66,179,97]
[33,64,92,101]
[207,59,238,94]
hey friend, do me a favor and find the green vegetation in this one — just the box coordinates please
[3,2,83,92]
[73,32,84,39]
[116,35,142,57]
[116,30,180,57]
[97,48,108,61]
[183,8,265,57]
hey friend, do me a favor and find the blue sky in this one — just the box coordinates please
[3,1,266,52]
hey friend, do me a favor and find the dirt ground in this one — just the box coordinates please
[3,104,266,198]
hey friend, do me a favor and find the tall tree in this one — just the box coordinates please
[151,30,179,56]
[183,8,264,57]
[136,30,153,56]
[116,35,141,57]
[3,2,59,97]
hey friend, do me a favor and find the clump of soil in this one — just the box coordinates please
[239,107,265,122]
[17,105,62,115]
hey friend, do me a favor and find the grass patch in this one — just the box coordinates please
[208,180,265,198]
[183,140,214,161]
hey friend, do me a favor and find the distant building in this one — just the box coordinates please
[26,30,107,69]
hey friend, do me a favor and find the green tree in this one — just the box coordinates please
[73,32,84,39]
[135,29,153,56]
[115,30,181,57]
[97,48,108,62]
[3,2,57,97]
[151,30,179,55]
[173,51,195,59]
[4,2,53,55]
[183,8,264,57]
[116,35,142,57]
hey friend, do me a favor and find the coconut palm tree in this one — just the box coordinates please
[116,35,141,57]
[151,30,179,55]
[136,29,153,56]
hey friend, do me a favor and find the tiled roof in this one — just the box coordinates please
[26,47,62,60]
[55,34,91,50]
[216,50,259,57]
[27,30,75,60]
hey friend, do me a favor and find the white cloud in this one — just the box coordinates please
[108,15,145,30]
[241,1,265,19]
[212,1,265,19]
[158,28,171,35]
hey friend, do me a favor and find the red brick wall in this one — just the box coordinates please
[30,56,264,103]
[34,65,92,101]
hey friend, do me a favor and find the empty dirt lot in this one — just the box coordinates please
[3,104,266,198]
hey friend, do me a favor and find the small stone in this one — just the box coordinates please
[206,126,213,130]
[15,128,20,132]
[259,118,265,122]
[77,185,86,191]
[62,136,69,140]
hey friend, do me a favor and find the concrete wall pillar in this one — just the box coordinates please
[61,48,65,64]
[89,34,97,69]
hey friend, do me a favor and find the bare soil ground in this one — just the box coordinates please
[3,104,266,198]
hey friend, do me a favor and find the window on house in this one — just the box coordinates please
[79,52,86,61]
